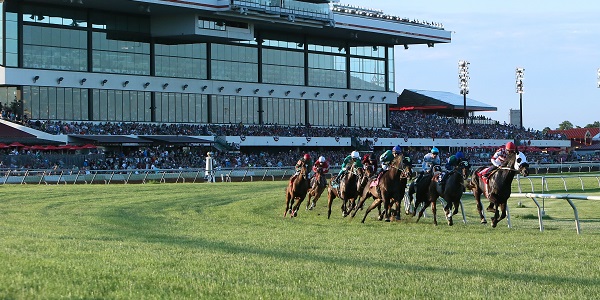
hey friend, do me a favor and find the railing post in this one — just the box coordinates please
[107,171,115,184]
[57,170,65,185]
[21,170,29,185]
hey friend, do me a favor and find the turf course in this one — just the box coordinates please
[1,180,600,299]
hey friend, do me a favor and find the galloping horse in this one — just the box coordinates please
[305,166,328,211]
[326,164,362,219]
[284,164,309,218]
[358,155,413,223]
[416,160,471,226]
[470,152,529,227]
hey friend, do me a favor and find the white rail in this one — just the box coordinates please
[509,193,600,234]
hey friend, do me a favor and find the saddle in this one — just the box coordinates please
[369,170,386,187]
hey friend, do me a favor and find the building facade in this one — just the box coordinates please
[0,0,451,128]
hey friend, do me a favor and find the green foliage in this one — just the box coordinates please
[0,181,600,299]
[558,120,574,130]
[584,121,600,128]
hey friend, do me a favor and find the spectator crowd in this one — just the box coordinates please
[2,110,596,171]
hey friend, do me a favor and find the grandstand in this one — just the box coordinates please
[0,0,582,171]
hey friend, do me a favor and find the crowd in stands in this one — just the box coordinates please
[1,144,596,172]
[2,110,596,171]
[25,111,563,141]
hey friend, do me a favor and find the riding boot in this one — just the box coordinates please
[408,181,415,201]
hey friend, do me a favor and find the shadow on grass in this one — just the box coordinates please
[89,199,600,288]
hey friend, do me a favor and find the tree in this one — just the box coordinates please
[584,121,600,128]
[558,121,574,130]
[542,127,551,134]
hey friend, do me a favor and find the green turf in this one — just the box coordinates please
[0,179,599,299]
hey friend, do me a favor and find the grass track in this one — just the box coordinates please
[1,181,600,299]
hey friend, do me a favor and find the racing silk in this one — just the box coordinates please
[379,150,394,170]
[491,148,509,167]
[445,155,459,171]
[421,153,441,172]
[312,161,329,174]
[341,155,363,170]
[295,158,312,172]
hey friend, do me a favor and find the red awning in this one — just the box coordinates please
[80,144,97,149]
[0,143,9,148]
[9,142,25,147]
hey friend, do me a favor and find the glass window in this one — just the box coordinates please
[211,44,258,82]
[155,43,207,79]
[308,53,346,88]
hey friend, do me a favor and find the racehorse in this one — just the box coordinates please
[415,160,471,226]
[326,164,362,219]
[305,166,328,211]
[284,164,309,218]
[358,155,413,223]
[470,151,529,227]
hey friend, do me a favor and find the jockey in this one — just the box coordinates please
[361,154,377,176]
[439,154,460,191]
[374,145,402,179]
[478,141,517,185]
[416,147,441,184]
[290,153,312,183]
[333,150,362,185]
[312,156,329,175]
[312,156,329,187]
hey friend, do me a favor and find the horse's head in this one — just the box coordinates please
[514,152,529,177]
[504,151,529,177]
[391,155,413,179]
[458,160,471,179]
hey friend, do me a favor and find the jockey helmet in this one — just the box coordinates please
[392,145,402,154]
[448,155,457,165]
[363,154,370,161]
[303,153,311,160]
[505,142,517,151]
[318,156,326,163]
[455,151,464,159]
[431,147,439,154]
[351,151,360,159]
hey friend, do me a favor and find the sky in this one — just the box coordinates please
[339,0,600,131]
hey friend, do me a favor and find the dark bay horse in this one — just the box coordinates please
[416,160,471,226]
[306,167,328,211]
[359,155,413,223]
[470,152,529,227]
[326,165,362,219]
[284,165,309,218]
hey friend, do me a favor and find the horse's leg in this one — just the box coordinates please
[473,188,486,224]
[310,188,322,210]
[498,202,507,221]
[361,199,382,223]
[431,199,438,226]
[327,189,334,219]
[351,190,371,218]
[415,201,430,223]
[284,189,291,217]
[491,202,500,228]
[306,190,313,210]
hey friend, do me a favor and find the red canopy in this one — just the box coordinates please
[9,142,25,147]
[43,145,59,150]
[30,145,45,150]
[0,143,9,149]
[81,144,97,149]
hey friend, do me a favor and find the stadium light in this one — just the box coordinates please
[458,60,470,128]
[516,67,525,129]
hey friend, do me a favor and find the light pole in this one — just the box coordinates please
[516,67,525,129]
[458,60,470,129]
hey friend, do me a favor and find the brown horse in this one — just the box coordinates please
[470,152,529,227]
[416,160,471,226]
[359,155,413,223]
[326,164,362,219]
[305,167,328,211]
[284,164,309,218]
